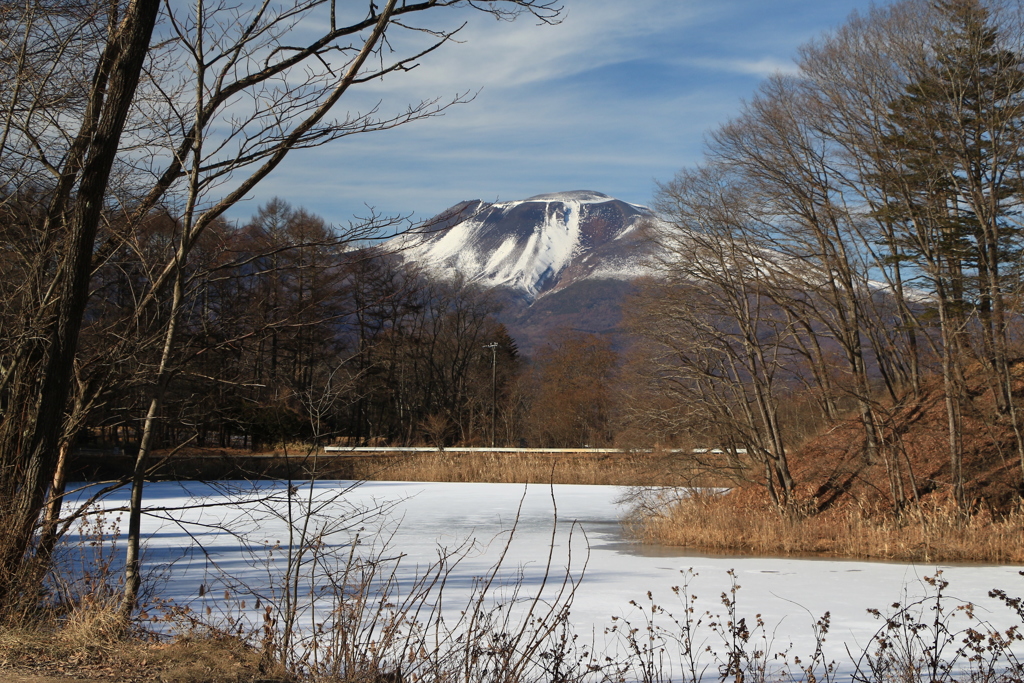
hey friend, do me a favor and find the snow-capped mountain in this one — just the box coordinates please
[390,190,657,302]
[388,190,920,355]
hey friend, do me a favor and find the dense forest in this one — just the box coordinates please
[8,195,618,455]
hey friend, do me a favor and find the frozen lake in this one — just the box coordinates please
[68,480,1024,677]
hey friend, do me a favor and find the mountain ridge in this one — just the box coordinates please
[389,190,658,303]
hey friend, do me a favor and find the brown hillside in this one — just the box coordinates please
[793,363,1024,514]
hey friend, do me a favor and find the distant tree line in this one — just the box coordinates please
[0,182,625,456]
[24,195,622,456]
[629,0,1024,512]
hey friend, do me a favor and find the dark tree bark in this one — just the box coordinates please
[0,0,160,606]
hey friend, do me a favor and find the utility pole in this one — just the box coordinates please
[483,342,498,447]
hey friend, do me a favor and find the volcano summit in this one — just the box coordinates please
[390,190,657,304]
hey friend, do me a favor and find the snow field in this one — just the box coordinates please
[66,480,1024,678]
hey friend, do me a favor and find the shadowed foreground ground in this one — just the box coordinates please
[0,634,274,683]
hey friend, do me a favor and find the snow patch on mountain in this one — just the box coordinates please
[589,257,659,281]
[484,236,519,275]
[506,200,581,292]
[524,190,627,205]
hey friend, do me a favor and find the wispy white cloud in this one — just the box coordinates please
[234,0,895,227]
[680,56,801,77]
[356,2,706,95]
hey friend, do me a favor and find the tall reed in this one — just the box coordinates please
[343,450,733,487]
[624,488,1024,564]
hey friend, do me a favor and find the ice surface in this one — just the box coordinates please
[69,480,1024,674]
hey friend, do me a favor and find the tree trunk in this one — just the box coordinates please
[0,0,160,609]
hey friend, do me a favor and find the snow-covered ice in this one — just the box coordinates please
[68,480,1024,672]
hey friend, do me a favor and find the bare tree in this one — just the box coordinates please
[526,330,617,449]
[0,0,162,607]
[642,0,1024,514]
[709,75,884,466]
[642,166,798,508]
[800,0,1024,508]
[0,0,563,613]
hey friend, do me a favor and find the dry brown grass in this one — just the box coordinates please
[0,626,269,683]
[338,449,735,487]
[625,488,1024,564]
[0,507,274,683]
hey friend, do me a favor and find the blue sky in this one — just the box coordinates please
[243,0,891,229]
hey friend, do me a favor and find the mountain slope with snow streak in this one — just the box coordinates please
[388,191,921,354]
[391,191,657,301]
